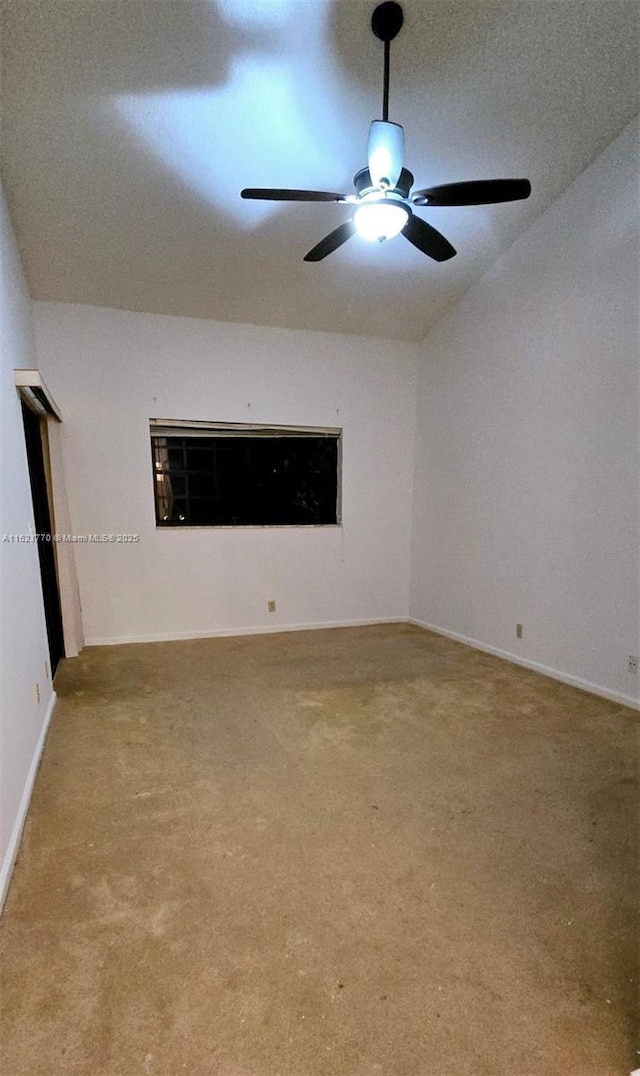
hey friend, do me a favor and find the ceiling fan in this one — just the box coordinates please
[241,1,531,263]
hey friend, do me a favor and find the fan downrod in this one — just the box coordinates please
[371,2,403,43]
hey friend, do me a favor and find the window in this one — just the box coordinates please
[151,421,341,527]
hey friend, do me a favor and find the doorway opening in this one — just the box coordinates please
[21,401,65,675]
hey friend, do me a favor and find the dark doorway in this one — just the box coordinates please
[21,401,65,675]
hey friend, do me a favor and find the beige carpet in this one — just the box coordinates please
[0,624,637,1075]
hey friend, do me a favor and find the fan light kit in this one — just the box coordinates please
[241,1,531,263]
[353,199,408,241]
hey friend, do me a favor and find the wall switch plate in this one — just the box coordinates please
[516,623,523,639]
[628,655,638,674]
[268,600,276,613]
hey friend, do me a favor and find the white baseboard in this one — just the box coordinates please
[85,616,407,648]
[408,619,639,711]
[0,690,57,915]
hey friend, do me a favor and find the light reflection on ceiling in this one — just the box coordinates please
[115,0,358,228]
[217,0,298,31]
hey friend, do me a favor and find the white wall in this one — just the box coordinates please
[35,304,417,645]
[410,120,639,707]
[0,183,55,909]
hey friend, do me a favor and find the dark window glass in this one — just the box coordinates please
[188,473,214,499]
[185,446,214,472]
[151,432,340,527]
[169,475,187,498]
[167,445,185,469]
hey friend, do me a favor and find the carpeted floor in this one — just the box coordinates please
[0,623,637,1075]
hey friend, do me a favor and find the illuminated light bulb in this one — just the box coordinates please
[353,200,409,242]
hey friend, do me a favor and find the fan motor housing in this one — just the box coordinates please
[354,166,414,200]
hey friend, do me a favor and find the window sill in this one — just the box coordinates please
[155,524,344,530]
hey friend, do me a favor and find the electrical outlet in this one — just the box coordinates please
[628,656,638,674]
[516,623,523,639]
[268,600,276,613]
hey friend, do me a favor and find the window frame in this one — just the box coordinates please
[150,419,343,529]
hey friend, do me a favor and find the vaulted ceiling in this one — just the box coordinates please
[2,0,638,341]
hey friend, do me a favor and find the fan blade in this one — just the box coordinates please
[412,178,531,207]
[367,121,404,189]
[304,221,356,262]
[241,188,347,202]
[402,215,456,261]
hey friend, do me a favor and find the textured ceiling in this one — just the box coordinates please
[1,0,638,342]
